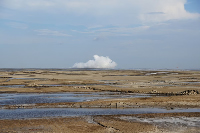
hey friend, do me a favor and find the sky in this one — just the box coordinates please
[0,0,200,69]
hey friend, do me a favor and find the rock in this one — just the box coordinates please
[179,90,199,95]
[26,83,40,87]
[151,90,157,93]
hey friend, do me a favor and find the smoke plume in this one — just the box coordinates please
[73,55,117,69]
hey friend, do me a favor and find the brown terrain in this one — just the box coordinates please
[0,69,200,132]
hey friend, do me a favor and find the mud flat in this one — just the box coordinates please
[0,69,200,132]
[0,112,200,133]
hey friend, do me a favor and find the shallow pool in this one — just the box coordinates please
[0,92,152,105]
[0,108,199,119]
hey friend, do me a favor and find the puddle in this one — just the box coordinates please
[0,108,199,119]
[15,78,46,80]
[145,72,170,76]
[0,85,25,88]
[154,84,177,87]
[5,78,15,82]
[98,80,119,84]
[2,78,46,82]
[180,82,200,85]
[0,92,151,105]
[99,80,119,82]
[109,85,129,88]
[0,83,110,88]
[40,83,110,86]
[183,86,200,89]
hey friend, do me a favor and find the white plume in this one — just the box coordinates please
[73,55,117,69]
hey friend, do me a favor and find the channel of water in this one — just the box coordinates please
[0,83,110,88]
[0,92,151,105]
[0,108,199,119]
[0,92,199,120]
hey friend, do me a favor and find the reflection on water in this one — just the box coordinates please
[0,108,199,119]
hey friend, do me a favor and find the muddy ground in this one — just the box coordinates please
[0,69,200,132]
[0,112,200,133]
[0,69,200,94]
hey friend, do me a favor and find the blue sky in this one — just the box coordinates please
[0,0,200,69]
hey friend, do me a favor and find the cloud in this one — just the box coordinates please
[77,26,150,37]
[34,29,71,36]
[2,0,200,26]
[73,55,117,69]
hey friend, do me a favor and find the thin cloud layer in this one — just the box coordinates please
[1,0,199,26]
[34,29,71,36]
[73,55,117,69]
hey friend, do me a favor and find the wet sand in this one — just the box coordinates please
[0,69,200,132]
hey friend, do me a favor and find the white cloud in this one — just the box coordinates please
[74,26,150,37]
[139,0,199,23]
[73,55,117,69]
[2,0,200,26]
[34,29,71,37]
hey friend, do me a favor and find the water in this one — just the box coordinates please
[0,85,25,88]
[0,92,151,105]
[0,83,110,88]
[0,108,199,119]
[40,83,110,86]
[181,82,200,84]
[15,78,46,80]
